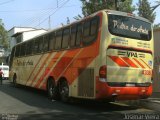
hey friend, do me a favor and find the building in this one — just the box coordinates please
[8,27,47,49]
[153,28,160,95]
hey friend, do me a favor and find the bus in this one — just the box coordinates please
[9,10,153,102]
[0,65,9,79]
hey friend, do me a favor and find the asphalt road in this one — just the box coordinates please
[0,80,159,120]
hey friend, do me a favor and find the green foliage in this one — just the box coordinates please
[137,0,156,23]
[154,23,160,29]
[118,0,135,13]
[79,0,135,17]
[0,19,8,50]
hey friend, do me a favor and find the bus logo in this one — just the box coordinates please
[127,52,138,58]
[118,51,144,58]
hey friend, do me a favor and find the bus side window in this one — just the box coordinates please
[33,39,38,54]
[37,37,44,53]
[70,26,76,47]
[20,43,26,56]
[76,24,82,46]
[90,17,99,36]
[15,45,20,57]
[26,41,33,55]
[49,32,55,51]
[43,35,49,52]
[83,17,99,45]
[55,30,62,50]
[83,20,90,37]
[62,27,70,49]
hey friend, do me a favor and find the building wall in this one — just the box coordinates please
[153,28,160,92]
[22,30,47,41]
[8,27,43,49]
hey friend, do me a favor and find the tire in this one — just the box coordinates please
[59,80,69,102]
[47,78,59,100]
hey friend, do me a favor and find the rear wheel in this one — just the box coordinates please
[47,78,59,100]
[59,80,69,102]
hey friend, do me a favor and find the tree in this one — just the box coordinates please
[0,19,8,50]
[118,0,135,13]
[79,0,135,17]
[137,0,156,23]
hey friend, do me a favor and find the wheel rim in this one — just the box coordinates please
[48,80,54,98]
[60,81,69,102]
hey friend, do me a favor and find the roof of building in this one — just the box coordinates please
[8,26,47,32]
[11,29,48,37]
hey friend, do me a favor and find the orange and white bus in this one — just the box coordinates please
[9,10,154,102]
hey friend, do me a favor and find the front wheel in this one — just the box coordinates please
[59,80,69,102]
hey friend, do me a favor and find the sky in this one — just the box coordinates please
[0,0,159,31]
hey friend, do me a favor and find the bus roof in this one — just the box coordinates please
[14,9,151,47]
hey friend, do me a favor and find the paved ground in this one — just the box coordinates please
[0,80,160,120]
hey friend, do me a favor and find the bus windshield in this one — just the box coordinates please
[108,14,152,41]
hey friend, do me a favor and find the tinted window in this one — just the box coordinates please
[33,39,38,54]
[76,24,82,46]
[62,28,70,49]
[49,33,55,51]
[44,35,49,52]
[91,17,98,35]
[38,37,43,53]
[20,43,26,56]
[70,26,76,47]
[83,17,99,45]
[83,21,90,37]
[26,41,33,55]
[55,30,62,50]
[108,14,152,41]
[15,45,20,57]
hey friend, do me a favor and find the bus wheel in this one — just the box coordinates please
[47,78,58,100]
[59,80,69,102]
[13,74,17,87]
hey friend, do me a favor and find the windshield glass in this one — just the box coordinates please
[108,14,152,41]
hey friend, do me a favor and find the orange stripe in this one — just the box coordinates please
[133,58,145,68]
[36,12,103,89]
[140,59,151,69]
[25,55,44,85]
[33,51,64,88]
[109,56,129,67]
[29,53,52,86]
[121,57,138,68]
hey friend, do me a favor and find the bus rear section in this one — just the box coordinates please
[96,11,153,101]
